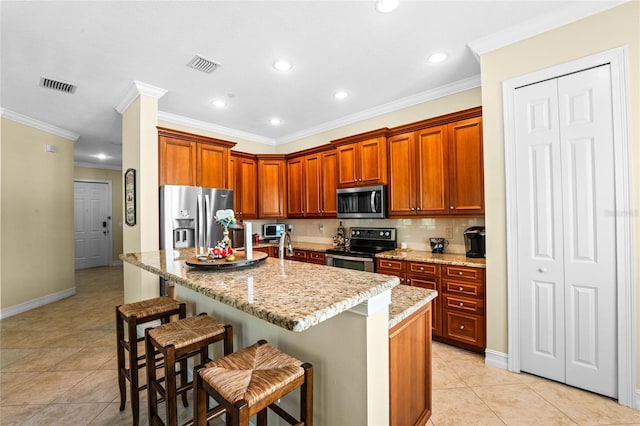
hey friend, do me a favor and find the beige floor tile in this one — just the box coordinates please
[432,356,466,389]
[52,369,120,404]
[1,371,92,405]
[473,383,578,425]
[529,381,640,425]
[430,387,504,425]
[1,348,82,372]
[19,402,110,425]
[51,347,114,371]
[0,403,45,425]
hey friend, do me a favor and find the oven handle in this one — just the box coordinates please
[326,253,374,263]
[371,191,377,213]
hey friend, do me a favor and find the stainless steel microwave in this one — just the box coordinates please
[263,223,285,239]
[337,185,387,219]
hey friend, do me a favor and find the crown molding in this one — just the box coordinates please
[114,80,168,114]
[276,74,481,144]
[468,0,630,59]
[0,108,79,141]
[157,111,277,146]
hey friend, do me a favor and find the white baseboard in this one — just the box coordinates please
[0,287,76,319]
[635,389,640,410]
[485,349,509,370]
[111,259,123,266]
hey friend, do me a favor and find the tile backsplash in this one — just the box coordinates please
[241,217,485,254]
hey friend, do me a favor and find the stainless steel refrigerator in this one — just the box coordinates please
[160,185,234,255]
[159,185,233,295]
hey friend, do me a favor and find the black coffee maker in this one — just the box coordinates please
[464,226,485,258]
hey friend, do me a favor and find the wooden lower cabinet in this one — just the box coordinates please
[389,301,432,426]
[307,251,326,265]
[253,246,277,257]
[378,258,486,353]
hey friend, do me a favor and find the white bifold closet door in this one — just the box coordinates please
[514,64,617,398]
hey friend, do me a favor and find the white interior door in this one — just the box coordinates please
[74,181,111,269]
[514,65,617,398]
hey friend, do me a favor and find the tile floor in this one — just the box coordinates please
[1,265,639,425]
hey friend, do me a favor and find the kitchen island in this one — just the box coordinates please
[121,248,435,425]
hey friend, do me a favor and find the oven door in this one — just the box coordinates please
[325,253,375,272]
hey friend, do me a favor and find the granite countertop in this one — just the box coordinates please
[120,248,398,332]
[388,285,438,329]
[376,249,486,268]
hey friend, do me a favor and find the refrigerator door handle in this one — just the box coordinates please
[197,193,204,251]
[204,193,212,249]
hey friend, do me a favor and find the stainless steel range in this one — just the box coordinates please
[325,227,397,272]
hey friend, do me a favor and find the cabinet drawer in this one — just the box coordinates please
[307,251,326,265]
[444,294,484,315]
[407,262,440,276]
[292,250,308,261]
[443,265,484,282]
[442,279,484,299]
[407,277,437,290]
[443,311,485,347]
[376,259,405,274]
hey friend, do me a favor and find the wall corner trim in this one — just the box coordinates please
[114,80,168,114]
[485,349,508,370]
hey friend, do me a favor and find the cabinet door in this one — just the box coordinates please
[237,157,258,218]
[359,137,387,185]
[448,117,484,214]
[159,137,197,186]
[197,143,228,188]
[416,126,448,215]
[320,150,337,216]
[287,157,305,217]
[304,154,322,216]
[409,276,442,337]
[258,159,286,218]
[388,132,415,216]
[336,143,359,186]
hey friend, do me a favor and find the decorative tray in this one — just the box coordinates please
[185,251,268,269]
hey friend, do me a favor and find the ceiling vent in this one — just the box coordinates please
[40,76,77,94]
[187,55,219,73]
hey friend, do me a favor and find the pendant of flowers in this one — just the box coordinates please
[210,209,237,260]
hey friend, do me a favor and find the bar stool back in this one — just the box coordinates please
[116,296,186,426]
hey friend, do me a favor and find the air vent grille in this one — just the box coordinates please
[187,55,219,73]
[40,77,77,94]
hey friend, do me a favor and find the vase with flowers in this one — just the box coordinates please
[211,209,236,260]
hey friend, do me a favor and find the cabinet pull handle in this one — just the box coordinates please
[459,302,464,306]
[416,207,421,211]
[460,325,465,330]
[459,287,464,291]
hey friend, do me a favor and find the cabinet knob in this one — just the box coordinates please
[387,263,392,267]
[460,325,465,330]
[406,279,410,284]
[419,266,424,271]
[458,271,464,276]
[450,206,455,209]
[410,207,414,211]
[459,302,464,307]
[459,287,464,291]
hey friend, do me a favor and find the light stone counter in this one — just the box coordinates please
[377,249,486,268]
[389,285,437,329]
[254,241,333,252]
[121,248,398,332]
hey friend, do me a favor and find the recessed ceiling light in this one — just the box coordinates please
[211,100,227,108]
[272,60,292,71]
[269,117,282,126]
[334,91,348,100]
[375,0,399,13]
[428,52,448,63]
[94,153,108,161]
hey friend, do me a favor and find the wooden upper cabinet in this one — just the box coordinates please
[387,108,483,217]
[158,136,197,186]
[258,156,287,219]
[197,143,228,188]
[286,148,337,218]
[158,127,236,188]
[332,129,388,187]
[229,152,258,219]
[447,117,484,215]
[287,157,305,217]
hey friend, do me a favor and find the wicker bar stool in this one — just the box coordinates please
[193,340,313,426]
[116,296,186,426]
[145,313,233,426]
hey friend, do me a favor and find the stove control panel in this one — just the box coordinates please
[350,227,396,241]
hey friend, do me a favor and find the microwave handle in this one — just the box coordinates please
[371,191,377,213]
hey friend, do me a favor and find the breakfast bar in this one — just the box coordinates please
[121,248,436,425]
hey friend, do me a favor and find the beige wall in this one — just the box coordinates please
[1,117,75,310]
[74,166,124,262]
[480,1,639,377]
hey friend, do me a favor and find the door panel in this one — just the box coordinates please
[559,65,617,398]
[74,181,110,269]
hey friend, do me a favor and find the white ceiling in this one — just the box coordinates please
[0,1,619,169]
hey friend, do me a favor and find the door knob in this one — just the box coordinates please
[538,267,547,273]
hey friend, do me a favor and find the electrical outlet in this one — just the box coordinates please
[445,227,454,239]
[287,224,293,233]
[319,223,324,233]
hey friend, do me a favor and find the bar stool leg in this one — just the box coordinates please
[128,318,141,426]
[116,309,127,412]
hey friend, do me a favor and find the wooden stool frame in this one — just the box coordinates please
[116,298,186,426]
[145,313,233,426]
[193,340,313,426]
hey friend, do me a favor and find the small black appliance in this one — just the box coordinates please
[464,226,485,258]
